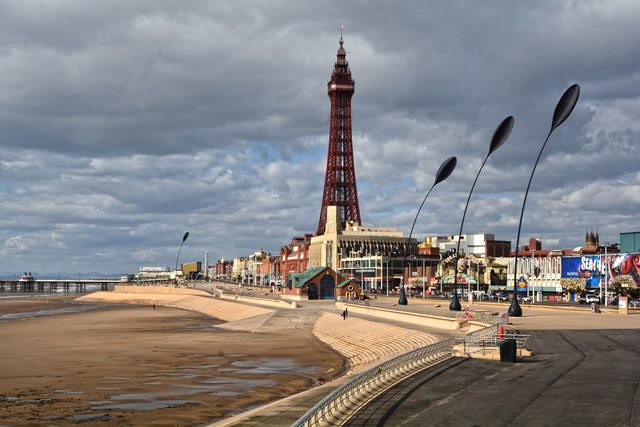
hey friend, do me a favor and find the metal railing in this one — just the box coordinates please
[464,331,529,348]
[458,327,530,355]
[292,322,523,427]
[342,299,505,324]
[292,338,455,427]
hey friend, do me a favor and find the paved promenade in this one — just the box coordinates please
[343,306,640,426]
[213,300,639,427]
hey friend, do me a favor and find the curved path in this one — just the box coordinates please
[343,308,640,426]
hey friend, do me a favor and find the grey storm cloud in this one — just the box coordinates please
[1,0,639,275]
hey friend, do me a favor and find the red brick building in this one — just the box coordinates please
[485,239,512,257]
[215,260,233,280]
[280,235,312,278]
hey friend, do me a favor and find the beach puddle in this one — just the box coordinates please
[229,357,320,375]
[41,415,64,421]
[4,397,52,404]
[210,391,242,396]
[0,305,100,322]
[91,400,196,411]
[68,413,110,421]
[178,364,219,370]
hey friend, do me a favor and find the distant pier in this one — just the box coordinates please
[0,279,118,293]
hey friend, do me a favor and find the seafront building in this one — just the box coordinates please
[280,236,312,282]
[206,36,640,304]
[308,206,444,293]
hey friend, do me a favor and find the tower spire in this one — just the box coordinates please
[317,37,361,235]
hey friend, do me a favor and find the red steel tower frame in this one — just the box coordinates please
[317,37,361,235]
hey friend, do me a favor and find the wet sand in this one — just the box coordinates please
[0,296,345,426]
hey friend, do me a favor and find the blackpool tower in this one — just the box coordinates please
[317,37,361,235]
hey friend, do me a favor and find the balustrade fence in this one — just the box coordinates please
[292,321,529,427]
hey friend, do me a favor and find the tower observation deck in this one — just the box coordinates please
[317,37,361,235]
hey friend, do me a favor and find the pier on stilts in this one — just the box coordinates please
[0,279,118,293]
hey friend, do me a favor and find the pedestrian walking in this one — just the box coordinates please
[153,304,156,310]
[345,307,348,319]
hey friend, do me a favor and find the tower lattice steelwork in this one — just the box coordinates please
[317,37,361,235]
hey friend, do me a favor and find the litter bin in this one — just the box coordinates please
[591,303,600,313]
[500,339,517,363]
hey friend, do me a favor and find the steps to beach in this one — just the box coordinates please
[312,311,438,371]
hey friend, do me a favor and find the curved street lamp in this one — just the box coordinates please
[450,116,514,311]
[400,156,457,305]
[175,231,190,275]
[509,84,580,317]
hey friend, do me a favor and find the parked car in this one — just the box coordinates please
[576,293,587,304]
[523,296,532,303]
[498,294,510,302]
[487,293,499,301]
[585,294,600,304]
[609,297,619,306]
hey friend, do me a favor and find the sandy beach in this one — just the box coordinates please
[0,295,345,426]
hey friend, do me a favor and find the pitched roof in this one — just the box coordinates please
[288,267,357,289]
[290,266,330,288]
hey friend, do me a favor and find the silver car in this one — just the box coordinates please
[585,294,600,304]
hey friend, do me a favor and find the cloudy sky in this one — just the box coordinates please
[1,0,639,277]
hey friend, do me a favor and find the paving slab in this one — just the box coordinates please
[343,308,640,426]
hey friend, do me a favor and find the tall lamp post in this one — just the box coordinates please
[510,84,580,317]
[450,116,514,311]
[175,231,190,280]
[400,156,457,305]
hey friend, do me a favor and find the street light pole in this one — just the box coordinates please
[422,257,425,298]
[510,84,580,317]
[175,232,190,280]
[450,116,514,311]
[386,260,390,296]
[400,156,457,305]
[530,249,535,300]
[604,243,609,306]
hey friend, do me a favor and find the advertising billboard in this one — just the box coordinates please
[562,254,640,288]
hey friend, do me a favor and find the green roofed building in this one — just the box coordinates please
[283,266,360,300]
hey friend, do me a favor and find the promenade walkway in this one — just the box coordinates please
[212,301,639,427]
[341,307,640,426]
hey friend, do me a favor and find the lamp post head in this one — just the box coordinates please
[182,232,190,243]
[488,116,514,156]
[551,84,580,132]
[433,156,457,186]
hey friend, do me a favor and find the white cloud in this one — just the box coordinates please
[1,0,639,275]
